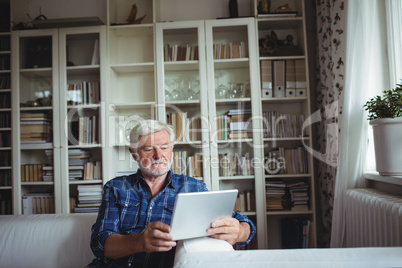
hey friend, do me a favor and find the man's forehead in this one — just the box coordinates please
[139,130,170,144]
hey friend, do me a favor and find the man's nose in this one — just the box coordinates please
[153,147,163,158]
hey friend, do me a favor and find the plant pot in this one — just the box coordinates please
[369,117,402,176]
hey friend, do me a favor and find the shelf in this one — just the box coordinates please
[216,97,251,103]
[109,24,154,33]
[214,58,250,69]
[0,166,12,170]
[20,106,53,111]
[263,137,309,142]
[261,97,308,103]
[165,100,200,106]
[219,175,255,180]
[67,104,100,109]
[164,61,199,71]
[264,173,313,178]
[67,65,100,76]
[259,55,306,61]
[67,144,102,149]
[21,181,54,186]
[69,179,103,185]
[266,209,314,216]
[19,68,53,78]
[111,102,156,110]
[111,63,154,73]
[216,139,253,144]
[257,17,303,29]
[20,143,53,150]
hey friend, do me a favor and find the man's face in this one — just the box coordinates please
[133,130,173,178]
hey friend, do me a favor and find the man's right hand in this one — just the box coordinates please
[142,221,176,253]
[104,221,176,259]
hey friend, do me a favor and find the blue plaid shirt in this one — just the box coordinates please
[89,169,256,268]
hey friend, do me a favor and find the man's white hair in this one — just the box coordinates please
[129,119,175,154]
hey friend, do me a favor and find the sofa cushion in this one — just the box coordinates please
[0,213,97,268]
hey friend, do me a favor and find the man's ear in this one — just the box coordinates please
[129,147,138,161]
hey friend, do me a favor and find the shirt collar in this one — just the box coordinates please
[135,169,176,191]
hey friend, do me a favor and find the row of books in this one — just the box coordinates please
[0,193,12,215]
[0,75,10,89]
[0,36,10,51]
[69,161,102,181]
[0,151,10,166]
[265,179,309,211]
[218,153,254,177]
[262,111,306,138]
[0,112,10,128]
[0,55,10,70]
[0,91,10,108]
[216,109,253,140]
[261,59,306,98]
[66,81,100,105]
[172,151,203,178]
[166,112,202,142]
[234,190,256,213]
[74,184,102,213]
[163,44,199,62]
[20,111,52,143]
[213,41,248,59]
[22,193,55,214]
[21,164,46,182]
[281,218,311,248]
[265,146,309,175]
[0,170,11,186]
[0,131,10,147]
[70,115,99,145]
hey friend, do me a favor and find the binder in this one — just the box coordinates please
[260,60,273,89]
[295,59,306,89]
[273,60,285,97]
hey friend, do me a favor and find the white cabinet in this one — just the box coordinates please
[11,26,107,214]
[155,20,211,189]
[7,0,317,249]
[254,0,317,249]
[204,18,263,249]
[0,0,12,215]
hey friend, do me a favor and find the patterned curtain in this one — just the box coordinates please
[314,0,346,247]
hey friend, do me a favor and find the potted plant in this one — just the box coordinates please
[364,82,402,175]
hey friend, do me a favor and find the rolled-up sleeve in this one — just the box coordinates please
[232,211,256,247]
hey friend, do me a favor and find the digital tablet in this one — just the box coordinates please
[169,189,238,241]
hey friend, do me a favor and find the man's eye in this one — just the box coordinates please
[160,146,169,150]
[143,148,153,152]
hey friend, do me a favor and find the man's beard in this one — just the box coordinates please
[137,156,173,178]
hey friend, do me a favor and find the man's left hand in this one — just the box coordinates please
[206,218,250,245]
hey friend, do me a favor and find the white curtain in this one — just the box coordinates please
[330,0,390,248]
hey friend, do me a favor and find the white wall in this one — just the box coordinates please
[156,0,253,22]
[11,0,107,25]
[10,0,253,26]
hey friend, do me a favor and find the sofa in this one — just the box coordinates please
[1,213,402,268]
[0,213,97,268]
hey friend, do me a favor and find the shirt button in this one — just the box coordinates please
[150,206,153,210]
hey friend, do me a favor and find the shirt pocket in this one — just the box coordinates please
[163,203,175,225]
[115,189,141,233]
